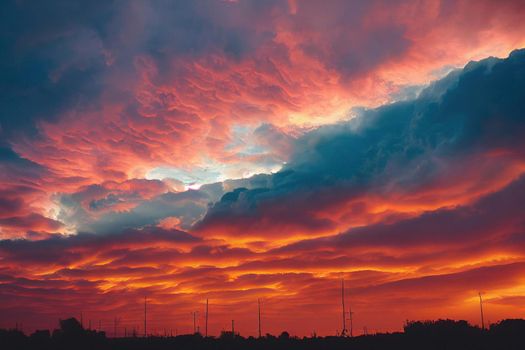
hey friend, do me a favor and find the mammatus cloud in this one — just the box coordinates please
[1,49,525,335]
[1,181,525,334]
[1,0,525,337]
[2,0,525,185]
[197,50,525,238]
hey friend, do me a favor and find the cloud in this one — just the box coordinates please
[3,0,525,189]
[2,0,525,336]
[0,225,200,267]
[274,173,525,270]
[0,1,111,138]
[1,179,524,334]
[196,49,525,238]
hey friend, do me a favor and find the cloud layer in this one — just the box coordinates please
[197,50,525,238]
[1,0,525,337]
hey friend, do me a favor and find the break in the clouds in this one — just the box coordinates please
[1,0,525,337]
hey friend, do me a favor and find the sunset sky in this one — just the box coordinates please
[1,0,525,337]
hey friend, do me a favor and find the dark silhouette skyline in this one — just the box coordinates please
[2,317,524,350]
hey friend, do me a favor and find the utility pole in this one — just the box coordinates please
[205,299,209,337]
[80,312,83,329]
[479,292,485,330]
[232,320,235,338]
[99,320,102,332]
[341,278,348,336]
[258,298,262,338]
[192,311,198,334]
[349,306,354,337]
[144,296,147,337]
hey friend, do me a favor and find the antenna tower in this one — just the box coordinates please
[258,298,262,338]
[341,278,348,336]
[205,299,209,337]
[144,296,147,337]
[479,292,485,330]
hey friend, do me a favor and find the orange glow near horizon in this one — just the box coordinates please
[2,0,525,338]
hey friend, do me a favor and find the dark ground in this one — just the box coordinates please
[1,318,524,350]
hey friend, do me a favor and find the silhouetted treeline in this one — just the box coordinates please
[1,317,525,350]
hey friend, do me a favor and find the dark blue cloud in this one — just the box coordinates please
[196,49,525,235]
[288,50,525,184]
[277,173,525,254]
[293,0,411,79]
[0,225,200,265]
[0,0,113,138]
[0,0,281,139]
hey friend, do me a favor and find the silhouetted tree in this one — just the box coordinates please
[30,329,50,340]
[278,331,290,340]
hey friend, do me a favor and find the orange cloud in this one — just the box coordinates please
[2,0,525,337]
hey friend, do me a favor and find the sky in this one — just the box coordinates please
[1,0,525,337]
